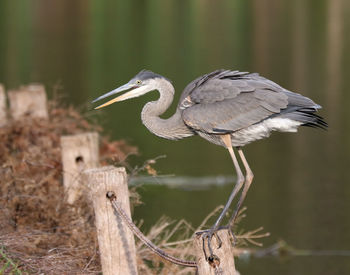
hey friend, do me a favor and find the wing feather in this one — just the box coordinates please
[180,70,289,133]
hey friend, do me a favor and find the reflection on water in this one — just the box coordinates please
[130,175,236,190]
[1,0,350,274]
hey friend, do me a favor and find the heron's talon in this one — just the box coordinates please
[195,229,209,236]
[222,223,238,246]
[214,231,222,249]
[196,228,227,263]
[230,229,238,246]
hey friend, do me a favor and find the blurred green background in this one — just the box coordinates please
[1,0,350,274]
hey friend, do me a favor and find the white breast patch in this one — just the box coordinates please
[231,118,302,146]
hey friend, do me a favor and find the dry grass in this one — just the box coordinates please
[0,97,136,274]
[134,206,269,274]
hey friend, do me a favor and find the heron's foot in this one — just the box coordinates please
[220,224,238,246]
[224,206,246,246]
[196,228,224,262]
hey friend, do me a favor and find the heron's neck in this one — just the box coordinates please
[141,79,193,140]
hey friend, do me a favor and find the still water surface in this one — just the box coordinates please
[1,1,350,274]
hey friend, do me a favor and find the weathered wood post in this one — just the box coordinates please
[195,230,237,275]
[8,84,48,120]
[83,166,138,275]
[0,84,6,126]
[60,132,99,204]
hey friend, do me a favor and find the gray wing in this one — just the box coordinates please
[178,70,291,134]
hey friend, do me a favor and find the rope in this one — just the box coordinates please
[106,191,197,268]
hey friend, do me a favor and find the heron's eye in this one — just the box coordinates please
[136,80,142,85]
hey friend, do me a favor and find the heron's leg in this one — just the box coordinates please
[197,135,245,259]
[211,135,245,231]
[228,148,254,228]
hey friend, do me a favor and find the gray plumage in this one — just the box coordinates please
[94,69,327,147]
[177,70,326,143]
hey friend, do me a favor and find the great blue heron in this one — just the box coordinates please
[92,69,327,259]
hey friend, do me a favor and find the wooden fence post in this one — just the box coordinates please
[8,84,48,120]
[60,132,99,204]
[195,230,237,275]
[83,166,138,275]
[0,84,6,126]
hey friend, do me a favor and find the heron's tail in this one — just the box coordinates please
[281,107,328,130]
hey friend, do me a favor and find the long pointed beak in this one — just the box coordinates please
[92,82,135,109]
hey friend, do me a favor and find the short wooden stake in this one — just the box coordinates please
[83,166,138,275]
[195,230,237,275]
[60,132,99,204]
[0,84,6,126]
[8,84,48,120]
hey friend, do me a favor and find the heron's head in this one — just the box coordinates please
[92,70,169,109]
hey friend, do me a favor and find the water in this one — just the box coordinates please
[1,0,350,274]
